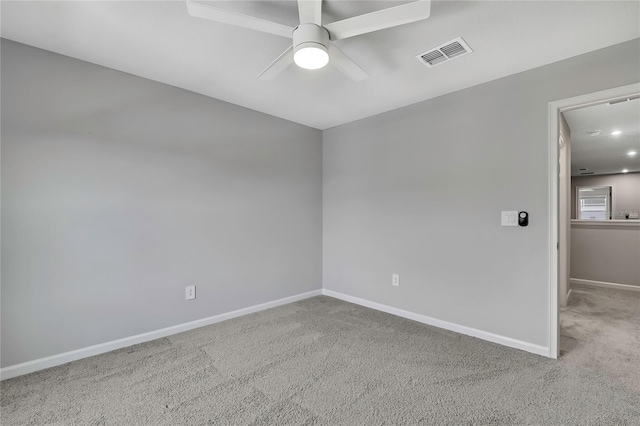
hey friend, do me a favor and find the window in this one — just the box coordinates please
[576,186,612,220]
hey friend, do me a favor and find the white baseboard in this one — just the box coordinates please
[322,289,550,357]
[0,289,322,381]
[570,278,640,293]
[560,289,572,307]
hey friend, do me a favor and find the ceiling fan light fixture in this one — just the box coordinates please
[294,43,329,69]
[292,24,330,70]
[186,0,432,81]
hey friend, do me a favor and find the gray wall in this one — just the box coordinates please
[323,39,640,348]
[571,172,640,219]
[571,223,640,287]
[570,172,640,287]
[1,40,323,367]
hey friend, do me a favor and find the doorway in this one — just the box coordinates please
[547,83,640,359]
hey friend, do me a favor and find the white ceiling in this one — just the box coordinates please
[564,97,640,177]
[1,1,639,130]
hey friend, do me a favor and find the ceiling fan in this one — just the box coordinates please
[186,0,431,81]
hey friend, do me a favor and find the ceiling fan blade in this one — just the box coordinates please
[186,1,294,39]
[298,0,322,25]
[324,0,431,41]
[257,46,295,80]
[328,43,368,82]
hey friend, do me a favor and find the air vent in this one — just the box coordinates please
[580,171,594,175]
[609,98,628,106]
[608,95,640,105]
[579,168,589,171]
[416,37,472,68]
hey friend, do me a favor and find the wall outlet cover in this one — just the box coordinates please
[392,274,400,287]
[185,285,196,300]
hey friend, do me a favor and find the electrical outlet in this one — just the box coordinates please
[392,274,400,287]
[185,285,196,300]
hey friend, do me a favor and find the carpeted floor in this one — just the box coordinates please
[559,286,640,394]
[2,293,639,425]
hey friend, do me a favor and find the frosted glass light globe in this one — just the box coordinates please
[294,45,329,70]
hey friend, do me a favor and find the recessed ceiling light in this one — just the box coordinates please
[622,169,629,173]
[627,151,637,157]
[611,130,622,136]
[588,130,601,137]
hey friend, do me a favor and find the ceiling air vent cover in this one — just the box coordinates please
[416,37,472,68]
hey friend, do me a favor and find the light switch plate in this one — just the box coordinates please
[501,211,518,226]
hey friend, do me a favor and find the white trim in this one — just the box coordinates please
[0,289,322,381]
[547,83,640,360]
[548,100,560,359]
[566,289,573,303]
[570,278,640,293]
[322,289,549,357]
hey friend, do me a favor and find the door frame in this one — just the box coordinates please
[547,83,640,359]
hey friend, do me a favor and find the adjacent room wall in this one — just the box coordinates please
[1,40,323,368]
[571,172,640,219]
[323,39,640,348]
[570,222,640,288]
[570,172,640,288]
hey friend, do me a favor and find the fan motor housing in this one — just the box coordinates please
[293,23,330,54]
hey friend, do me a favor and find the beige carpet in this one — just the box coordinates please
[2,293,639,425]
[560,286,640,393]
